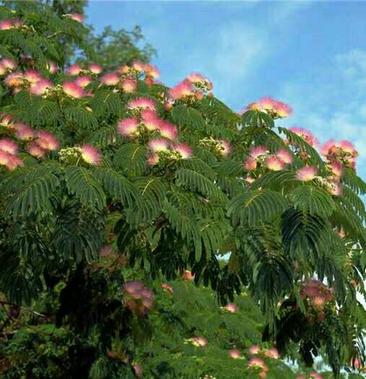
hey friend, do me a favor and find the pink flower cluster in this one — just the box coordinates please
[80,144,101,165]
[247,345,280,378]
[321,139,357,170]
[0,19,22,30]
[189,336,208,347]
[64,13,84,23]
[300,279,334,310]
[117,98,192,165]
[0,57,16,76]
[169,72,213,101]
[123,280,154,316]
[289,127,318,147]
[4,69,53,96]
[245,97,292,119]
[244,145,293,173]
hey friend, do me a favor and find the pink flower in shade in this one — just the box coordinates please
[4,72,24,88]
[100,72,119,86]
[224,303,238,313]
[46,61,58,74]
[75,76,92,88]
[0,114,14,129]
[0,138,18,154]
[147,154,159,166]
[148,138,169,153]
[0,150,11,166]
[249,345,261,355]
[144,63,160,79]
[246,176,255,183]
[117,118,139,137]
[289,127,318,147]
[65,13,84,23]
[244,157,257,171]
[249,145,268,159]
[62,81,84,98]
[296,166,317,181]
[263,347,280,359]
[173,143,192,159]
[0,58,16,71]
[36,131,59,151]
[80,144,102,165]
[6,155,23,171]
[0,20,13,30]
[276,148,293,164]
[120,78,137,93]
[128,97,156,111]
[132,61,145,72]
[14,123,34,140]
[66,64,82,76]
[27,141,46,159]
[218,140,231,156]
[190,336,208,347]
[88,63,102,74]
[248,357,268,371]
[158,121,178,140]
[30,79,53,96]
[169,80,194,100]
[228,349,242,359]
[0,64,6,76]
[266,156,285,171]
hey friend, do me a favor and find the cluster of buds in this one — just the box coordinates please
[123,280,154,316]
[0,114,59,169]
[58,144,101,166]
[300,279,334,312]
[244,145,293,174]
[199,137,231,157]
[245,97,292,119]
[0,18,23,30]
[4,69,54,96]
[169,72,213,102]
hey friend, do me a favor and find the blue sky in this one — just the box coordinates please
[88,0,366,175]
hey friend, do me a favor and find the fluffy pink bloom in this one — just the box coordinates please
[329,161,343,178]
[169,80,194,100]
[244,157,257,171]
[141,110,160,131]
[23,70,41,84]
[147,154,159,166]
[0,20,14,30]
[65,13,84,23]
[218,140,231,156]
[6,155,23,170]
[339,140,356,154]
[266,156,285,171]
[248,357,268,370]
[250,145,268,159]
[187,72,212,87]
[0,63,6,76]
[190,336,208,347]
[30,79,53,96]
[14,123,34,140]
[66,64,82,76]
[174,143,192,159]
[80,144,101,165]
[117,118,139,137]
[0,138,18,154]
[263,348,279,359]
[228,349,242,359]
[88,63,102,74]
[46,61,58,74]
[289,127,317,147]
[27,141,46,158]
[144,64,160,79]
[224,303,238,313]
[131,60,144,72]
[36,131,59,151]
[249,345,261,355]
[158,121,178,140]
[296,166,317,181]
[75,76,92,88]
[148,138,169,152]
[63,81,84,98]
[0,114,14,129]
[128,97,156,111]
[0,58,16,71]
[120,78,137,93]
[100,72,119,86]
[0,150,11,166]
[247,97,292,118]
[276,148,293,164]
[4,72,24,88]
[275,100,292,118]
